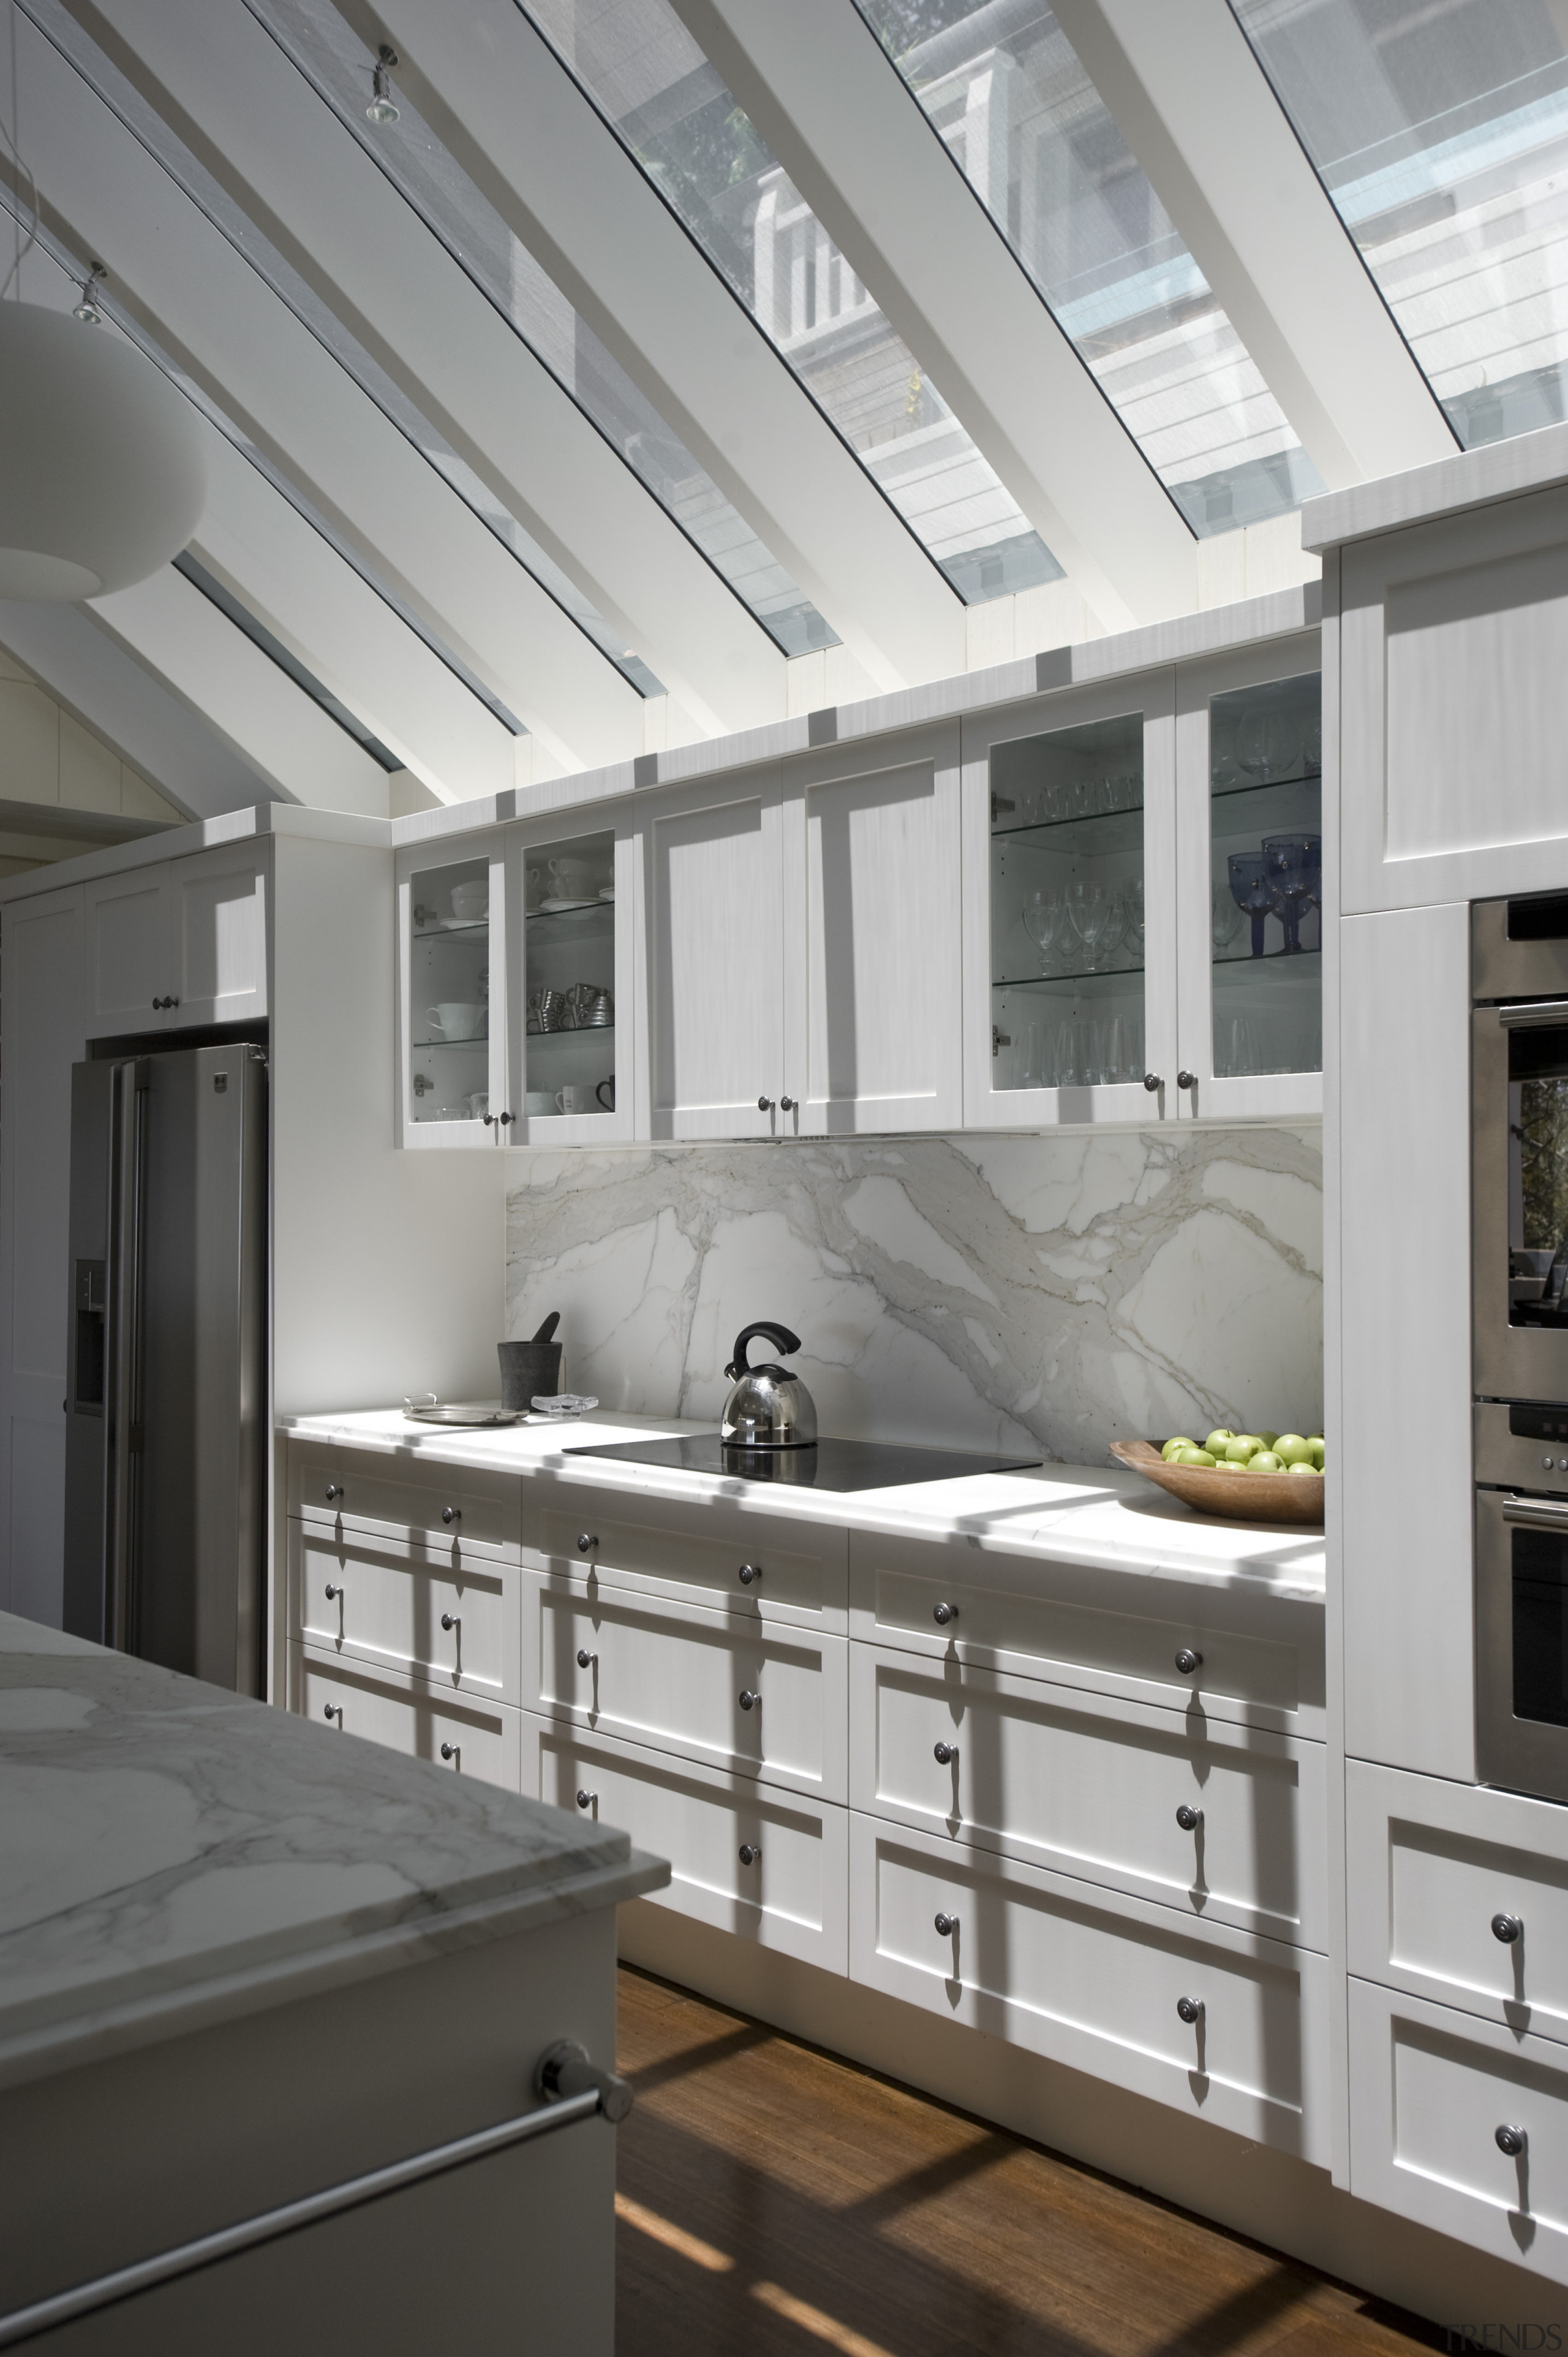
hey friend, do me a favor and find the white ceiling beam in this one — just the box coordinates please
[66,0,786,738]
[337,0,967,690]
[1050,0,1457,491]
[670,0,1199,630]
[29,3,647,773]
[0,597,283,820]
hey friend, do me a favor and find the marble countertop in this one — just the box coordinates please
[0,1612,666,2095]
[280,1409,1325,1603]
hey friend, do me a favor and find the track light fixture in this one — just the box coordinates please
[72,262,105,325]
[366,44,400,126]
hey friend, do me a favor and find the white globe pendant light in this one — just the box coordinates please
[0,299,208,600]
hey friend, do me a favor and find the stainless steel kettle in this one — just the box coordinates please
[720,1322,817,1448]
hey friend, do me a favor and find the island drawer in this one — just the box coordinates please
[851,1646,1325,1948]
[526,1714,847,1975]
[850,1532,1324,1737]
[290,1443,520,1559]
[290,1523,519,1703]
[1348,1976,1568,2279]
[850,1814,1327,2163]
[1348,1760,1568,2044]
[523,1573,846,1803]
[292,1644,522,1791]
[530,1489,846,1628]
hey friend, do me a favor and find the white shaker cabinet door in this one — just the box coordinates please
[636,768,786,1140]
[83,862,172,1037]
[781,727,962,1134]
[170,844,268,1027]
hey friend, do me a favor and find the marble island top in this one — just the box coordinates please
[280,1409,1325,1603]
[0,1612,665,2094]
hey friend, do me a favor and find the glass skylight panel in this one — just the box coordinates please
[23,0,661,698]
[858,1,1324,537]
[521,0,1063,600]
[1231,0,1568,451]
[246,0,837,658]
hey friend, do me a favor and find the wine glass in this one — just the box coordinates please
[1022,887,1065,971]
[1262,833,1321,956]
[1122,879,1146,959]
[1212,888,1244,956]
[1227,852,1273,958]
[1302,719,1322,776]
[1066,880,1112,969]
[1238,711,1299,782]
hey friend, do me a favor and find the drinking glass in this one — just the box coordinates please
[1238,711,1299,782]
[1022,887,1065,972]
[1262,833,1321,956]
[1212,888,1244,955]
[1227,853,1273,958]
[1122,879,1145,958]
[1016,1019,1040,1089]
[1066,880,1111,967]
[1104,1015,1127,1084]
[1302,719,1322,776]
[1228,1015,1260,1075]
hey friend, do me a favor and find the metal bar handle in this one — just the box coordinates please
[105,1061,146,1654]
[1503,1494,1568,1530]
[1498,1000,1568,1029]
[0,2038,628,2349]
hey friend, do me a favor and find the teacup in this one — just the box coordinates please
[428,1003,485,1040]
[546,857,595,901]
[450,882,489,923]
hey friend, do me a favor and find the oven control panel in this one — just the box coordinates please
[1476,1399,1568,1496]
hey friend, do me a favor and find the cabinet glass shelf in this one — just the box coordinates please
[989,709,1144,1092]
[1209,673,1321,1080]
[525,827,616,1113]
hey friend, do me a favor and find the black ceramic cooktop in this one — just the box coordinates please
[564,1432,1041,1493]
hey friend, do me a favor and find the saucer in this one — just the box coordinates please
[538,897,597,914]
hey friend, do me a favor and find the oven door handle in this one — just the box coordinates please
[1499,999,1568,1029]
[1503,1494,1568,1529]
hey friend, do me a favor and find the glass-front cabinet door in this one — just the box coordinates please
[505,815,633,1143]
[1175,637,1323,1119]
[398,835,507,1147]
[963,673,1177,1126]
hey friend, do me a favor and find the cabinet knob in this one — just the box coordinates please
[324,1582,342,1602]
[1142,1072,1163,1092]
[1176,1996,1204,2024]
[325,1483,344,1502]
[737,1563,761,1586]
[1174,1648,1203,1675]
[1177,1070,1198,1092]
[757,1096,775,1113]
[439,1742,457,1763]
[1496,2124,1527,2157]
[576,1788,596,1810]
[577,1533,598,1556]
[738,1843,761,1866]
[1493,1912,1524,1944]
[933,1741,958,1766]
[323,1702,342,1724]
[738,1689,760,1712]
[442,1505,461,1526]
[780,1096,796,1113]
[932,1600,959,1627]
[483,1113,495,1127]
[576,1648,597,1670]
[934,1912,959,1937]
[498,1111,513,1126]
[1176,1804,1204,1832]
[441,1613,460,1633]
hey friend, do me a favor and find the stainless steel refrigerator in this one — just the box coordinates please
[62,1044,267,1692]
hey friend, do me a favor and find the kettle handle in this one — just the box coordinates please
[726,1321,801,1380]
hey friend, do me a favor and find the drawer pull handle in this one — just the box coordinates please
[738,1844,761,1866]
[576,1789,596,1810]
[325,1483,344,1502]
[324,1582,343,1602]
[442,1506,461,1526]
[1176,1804,1204,1832]
[933,1912,959,1938]
[441,1613,460,1633]
[440,1742,458,1764]
[738,1689,760,1712]
[576,1648,597,1671]
[323,1703,342,1725]
[933,1741,958,1766]
[1496,2124,1528,2157]
[1176,1995,1204,2024]
[737,1564,761,1586]
[1174,1649,1203,1675]
[932,1601,959,1627]
[577,1533,598,1556]
[1493,1912,1524,1944]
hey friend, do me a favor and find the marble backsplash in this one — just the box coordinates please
[503,1128,1323,1464]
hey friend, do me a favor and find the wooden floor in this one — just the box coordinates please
[614,1967,1438,2357]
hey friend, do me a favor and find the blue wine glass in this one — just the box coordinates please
[1227,853,1273,958]
[1261,834,1321,956]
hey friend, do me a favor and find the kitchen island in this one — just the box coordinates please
[0,1608,664,2353]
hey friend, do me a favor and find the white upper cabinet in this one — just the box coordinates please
[396,833,508,1149]
[962,672,1178,1129]
[507,814,633,1146]
[1175,638,1323,1124]
[85,845,268,1039]
[636,769,786,1142]
[782,729,962,1135]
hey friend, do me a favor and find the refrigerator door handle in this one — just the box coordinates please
[105,1061,146,1654]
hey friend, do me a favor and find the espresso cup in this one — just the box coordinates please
[428,1003,484,1041]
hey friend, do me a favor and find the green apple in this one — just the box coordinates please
[1223,1437,1259,1464]
[1176,1447,1217,1467]
[1309,1437,1325,1470]
[1163,1437,1198,1462]
[1287,1461,1317,1477]
[1248,1451,1284,1473]
[1275,1434,1313,1467]
[1204,1428,1235,1455]
[1256,1430,1280,1449]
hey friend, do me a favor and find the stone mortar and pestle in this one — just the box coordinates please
[498,1311,562,1409]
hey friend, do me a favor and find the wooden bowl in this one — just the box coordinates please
[1110,1440,1324,1526]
